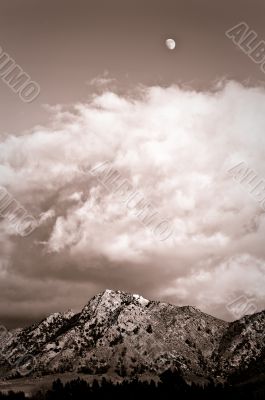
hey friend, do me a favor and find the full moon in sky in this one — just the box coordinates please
[165,38,176,50]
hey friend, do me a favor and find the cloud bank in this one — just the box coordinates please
[1,81,265,326]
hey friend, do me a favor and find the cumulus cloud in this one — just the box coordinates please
[1,81,265,326]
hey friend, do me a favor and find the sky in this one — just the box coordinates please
[0,0,265,328]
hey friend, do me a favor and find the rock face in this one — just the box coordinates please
[0,290,264,384]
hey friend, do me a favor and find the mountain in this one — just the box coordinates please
[0,290,264,385]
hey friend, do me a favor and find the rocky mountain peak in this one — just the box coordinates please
[0,291,264,386]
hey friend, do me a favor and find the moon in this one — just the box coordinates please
[165,38,176,50]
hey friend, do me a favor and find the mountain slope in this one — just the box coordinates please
[0,290,264,384]
[216,310,265,383]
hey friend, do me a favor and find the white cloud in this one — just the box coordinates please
[0,81,265,322]
[162,254,265,314]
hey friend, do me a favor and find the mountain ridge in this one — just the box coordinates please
[0,289,264,385]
